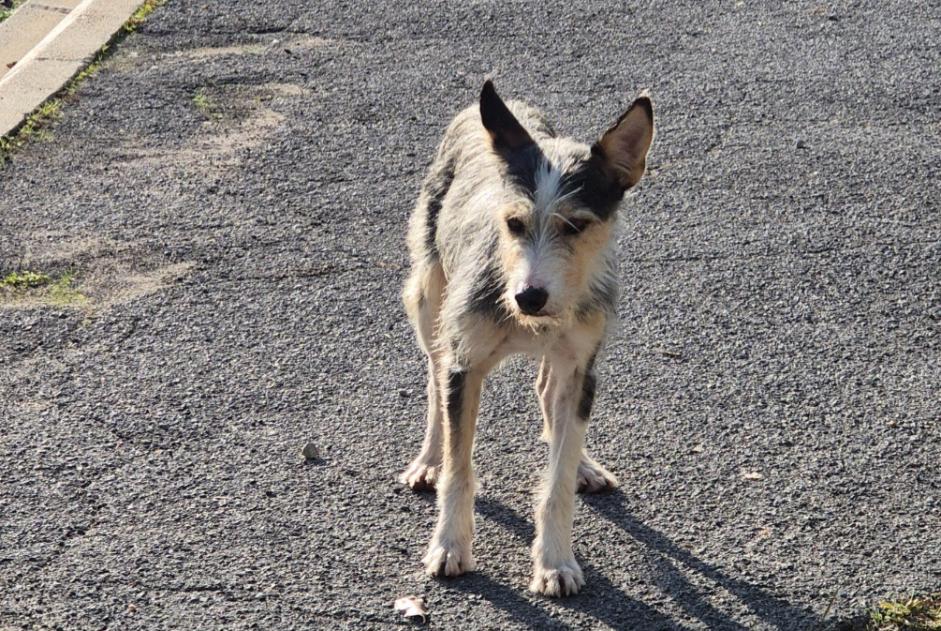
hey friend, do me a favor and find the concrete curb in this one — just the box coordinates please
[0,0,144,138]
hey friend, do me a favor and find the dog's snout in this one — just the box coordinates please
[514,287,548,315]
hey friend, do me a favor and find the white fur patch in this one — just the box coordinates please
[533,155,583,219]
[533,159,564,213]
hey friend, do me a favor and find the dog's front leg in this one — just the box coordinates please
[422,360,483,577]
[536,357,554,442]
[530,354,592,596]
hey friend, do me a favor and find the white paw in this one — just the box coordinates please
[577,455,618,494]
[423,540,475,577]
[530,558,585,597]
[398,458,439,491]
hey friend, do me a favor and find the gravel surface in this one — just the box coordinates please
[1,1,938,629]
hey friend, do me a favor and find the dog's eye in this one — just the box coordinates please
[561,218,589,236]
[506,218,526,236]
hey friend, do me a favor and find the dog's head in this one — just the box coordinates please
[480,81,655,327]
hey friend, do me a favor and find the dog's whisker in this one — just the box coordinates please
[551,212,578,231]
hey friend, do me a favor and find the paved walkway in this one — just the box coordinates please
[0,1,938,628]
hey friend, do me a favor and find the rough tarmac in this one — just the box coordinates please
[1,1,939,629]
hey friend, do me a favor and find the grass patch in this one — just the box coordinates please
[124,0,165,33]
[0,100,62,156]
[192,89,213,114]
[0,1,23,23]
[864,593,941,630]
[0,0,167,165]
[1,270,51,290]
[0,269,87,307]
[192,88,222,119]
[47,272,87,306]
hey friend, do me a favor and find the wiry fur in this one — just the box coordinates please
[400,81,654,597]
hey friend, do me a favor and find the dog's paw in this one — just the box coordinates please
[423,541,475,577]
[577,455,618,494]
[530,558,584,597]
[398,459,439,491]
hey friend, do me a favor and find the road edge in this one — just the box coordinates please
[0,0,166,163]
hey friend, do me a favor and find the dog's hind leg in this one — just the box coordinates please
[575,451,618,493]
[400,265,447,491]
[537,356,618,494]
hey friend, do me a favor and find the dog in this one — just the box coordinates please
[399,80,655,596]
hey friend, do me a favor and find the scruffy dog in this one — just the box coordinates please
[400,81,655,596]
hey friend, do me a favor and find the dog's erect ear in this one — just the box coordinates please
[594,94,655,190]
[480,80,533,151]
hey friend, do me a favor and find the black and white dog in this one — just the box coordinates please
[400,81,655,596]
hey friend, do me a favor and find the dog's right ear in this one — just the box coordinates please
[594,94,655,190]
[480,80,533,151]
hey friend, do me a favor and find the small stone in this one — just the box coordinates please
[394,596,428,623]
[795,139,807,149]
[302,442,319,461]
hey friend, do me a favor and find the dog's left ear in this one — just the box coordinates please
[594,94,655,190]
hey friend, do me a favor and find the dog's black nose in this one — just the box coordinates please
[515,287,548,315]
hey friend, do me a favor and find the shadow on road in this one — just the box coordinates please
[585,492,828,630]
[473,496,681,630]
[468,493,827,631]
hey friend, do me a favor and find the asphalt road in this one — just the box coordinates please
[1,1,939,629]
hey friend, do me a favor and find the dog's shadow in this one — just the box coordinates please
[459,493,827,631]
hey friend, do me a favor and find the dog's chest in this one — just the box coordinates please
[489,323,570,359]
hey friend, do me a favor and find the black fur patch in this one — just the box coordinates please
[575,266,619,320]
[423,158,456,259]
[468,237,510,320]
[577,373,596,421]
[567,148,625,221]
[577,353,598,421]
[480,81,533,150]
[446,368,467,433]
[502,143,544,198]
